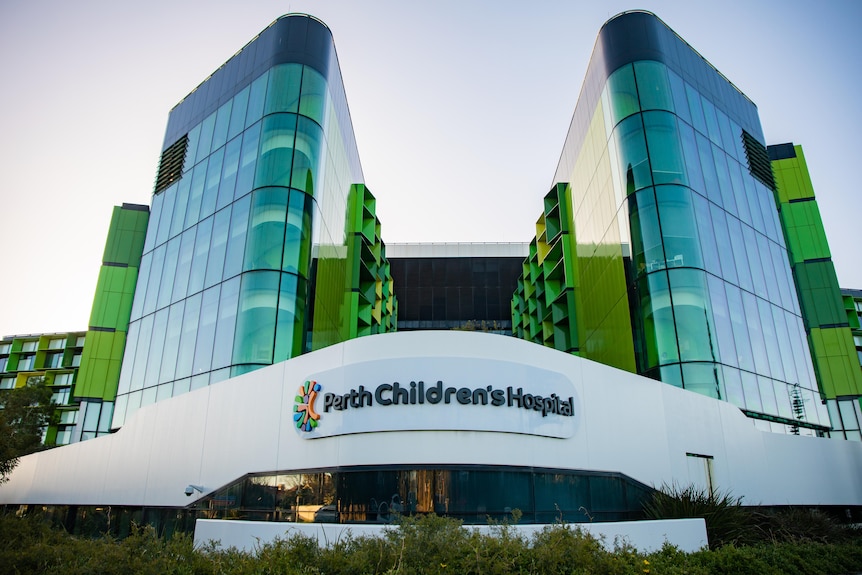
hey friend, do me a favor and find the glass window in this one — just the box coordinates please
[265,63,302,115]
[45,352,62,369]
[758,299,783,381]
[0,376,15,389]
[283,190,313,276]
[742,291,769,376]
[156,183,177,246]
[184,159,209,229]
[634,61,673,112]
[643,112,687,186]
[291,117,324,195]
[185,123,201,171]
[159,301,184,384]
[725,216,752,292]
[709,205,737,285]
[205,208,231,289]
[212,100,232,152]
[772,303,797,386]
[613,114,651,195]
[130,252,151,320]
[129,313,154,392]
[255,113,298,188]
[741,371,761,412]
[188,216,214,296]
[685,84,707,135]
[217,136,241,210]
[668,269,715,362]
[743,175,765,233]
[607,64,639,125]
[235,121,262,198]
[666,69,690,125]
[695,133,721,205]
[17,354,35,371]
[682,362,719,398]
[298,66,328,125]
[727,160,750,225]
[742,225,766,298]
[212,277,240,370]
[143,191,163,253]
[175,293,202,380]
[691,192,720,275]
[233,271,279,365]
[721,366,745,408]
[224,194,251,279]
[677,121,704,194]
[628,188,662,277]
[196,111,217,161]
[656,185,702,270]
[725,284,753,371]
[712,147,737,218]
[228,85,250,141]
[157,236,180,311]
[274,274,305,362]
[700,97,722,146]
[772,380,793,419]
[192,286,221,376]
[144,308,168,389]
[171,227,196,303]
[169,177,191,238]
[245,188,288,271]
[200,146,224,220]
[636,271,678,369]
[246,72,269,128]
[143,243,166,315]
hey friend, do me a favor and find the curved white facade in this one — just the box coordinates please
[2,331,861,509]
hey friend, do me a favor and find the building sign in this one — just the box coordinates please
[291,356,578,439]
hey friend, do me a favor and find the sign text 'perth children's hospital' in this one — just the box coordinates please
[323,380,575,418]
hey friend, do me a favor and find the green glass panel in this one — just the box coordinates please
[613,114,651,195]
[668,269,715,363]
[244,188,288,271]
[634,61,673,112]
[255,113,298,188]
[299,66,328,125]
[656,185,702,270]
[607,64,639,125]
[291,116,324,195]
[265,63,302,114]
[233,271,279,365]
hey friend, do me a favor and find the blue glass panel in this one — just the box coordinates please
[235,122,262,198]
[143,191,163,253]
[175,292,202,380]
[157,236,180,310]
[246,72,269,128]
[695,132,721,205]
[742,225,766,298]
[200,146,224,220]
[155,183,177,247]
[691,192,720,276]
[212,100,232,152]
[743,173,764,232]
[169,177,191,238]
[741,291,769,375]
[129,313,154,392]
[299,66,328,125]
[224,194,251,279]
[666,69,690,125]
[144,308,169,390]
[668,269,715,363]
[143,243,166,316]
[218,136,241,210]
[707,274,736,366]
[725,283,754,371]
[228,86,250,141]
[192,285,220,376]
[188,216,213,296]
[712,146,737,217]
[159,301,184,384]
[185,123,202,172]
[727,160,750,225]
[130,252,152,320]
[741,371,761,412]
[627,188,662,278]
[196,111,216,161]
[758,298,784,381]
[184,159,209,229]
[116,321,139,395]
[721,366,745,408]
[205,208,231,288]
[709,205,737,285]
[212,276,240,370]
[171,227,196,303]
[700,97,721,146]
[685,84,706,135]
[677,121,704,194]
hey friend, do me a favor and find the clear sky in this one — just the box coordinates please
[1,0,860,337]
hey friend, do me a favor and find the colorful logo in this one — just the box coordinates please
[294,380,321,432]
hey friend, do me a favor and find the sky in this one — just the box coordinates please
[1,0,860,337]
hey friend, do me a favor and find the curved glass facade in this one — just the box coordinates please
[517,12,829,434]
[192,465,653,524]
[113,16,367,429]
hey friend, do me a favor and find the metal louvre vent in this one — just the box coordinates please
[741,130,776,190]
[154,135,188,193]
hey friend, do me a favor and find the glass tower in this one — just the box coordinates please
[515,11,829,434]
[112,15,369,429]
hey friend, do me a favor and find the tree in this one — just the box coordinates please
[0,376,54,484]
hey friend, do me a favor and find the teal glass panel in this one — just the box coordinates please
[725,216,752,292]
[741,371,761,412]
[265,63,302,114]
[643,112,687,186]
[721,366,745,408]
[757,233,779,304]
[742,291,769,375]
[668,269,715,362]
[245,188,288,271]
[117,321,138,394]
[184,159,208,229]
[700,97,721,146]
[196,111,216,161]
[677,121,704,193]
[218,136,241,211]
[755,182,780,243]
[685,84,706,135]
[185,123,202,172]
[201,146,224,220]
[614,114,651,195]
[607,64,639,125]
[171,227,196,303]
[169,178,191,238]
[634,61,673,112]
[143,191,163,253]
[637,271,678,369]
[228,86,250,141]
[205,208,231,288]
[628,188,662,277]
[155,183,176,246]
[709,204,738,285]
[769,241,793,311]
[212,276,240,370]
[212,100,232,152]
[144,308,168,389]
[188,216,213,296]
[659,365,683,388]
[763,377,782,417]
[742,225,766,298]
[129,313,154,392]
[157,236,180,310]
[224,194,250,279]
[143,243,165,316]
[299,66,328,125]
[682,363,719,398]
[727,160,750,225]
[274,273,304,362]
[691,192,720,276]
[255,113,298,188]
[716,109,737,162]
[695,132,721,205]
[235,121,261,198]
[712,146,737,217]
[159,300,184,384]
[233,271,280,365]
[175,292,202,380]
[666,69,690,125]
[246,72,269,128]
[283,190,313,276]
[743,173,764,231]
[758,298,784,381]
[656,185,702,270]
[707,273,735,366]
[192,285,220,376]
[725,284,754,371]
[291,116,324,195]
